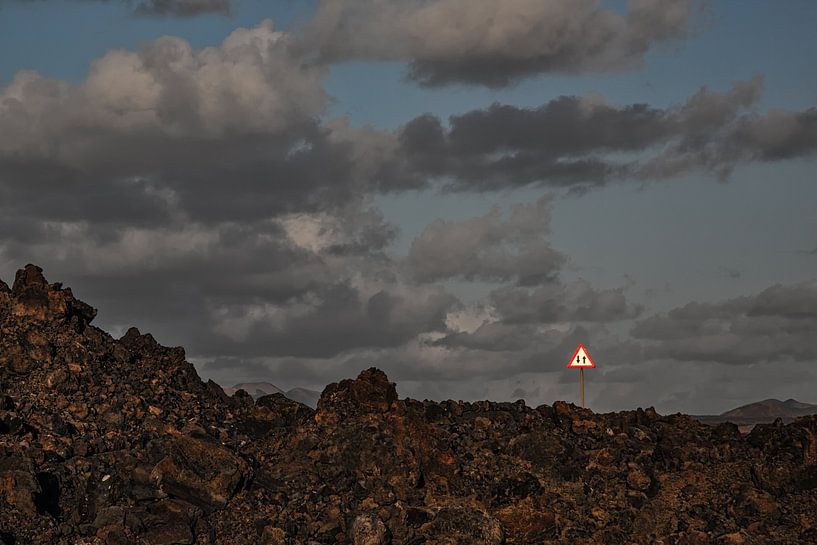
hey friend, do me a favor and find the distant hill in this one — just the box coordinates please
[284,387,321,408]
[721,398,817,419]
[222,382,285,398]
[695,398,817,430]
[222,382,320,408]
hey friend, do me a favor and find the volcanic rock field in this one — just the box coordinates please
[0,265,816,544]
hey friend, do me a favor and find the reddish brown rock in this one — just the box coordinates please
[0,458,39,516]
[0,265,816,545]
[350,513,389,545]
[150,430,249,511]
[318,367,398,417]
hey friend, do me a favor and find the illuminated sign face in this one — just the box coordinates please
[566,344,595,369]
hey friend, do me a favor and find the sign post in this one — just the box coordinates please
[566,343,595,408]
[580,368,585,408]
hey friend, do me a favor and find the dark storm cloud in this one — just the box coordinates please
[394,76,807,191]
[304,0,704,87]
[406,196,564,285]
[631,280,817,365]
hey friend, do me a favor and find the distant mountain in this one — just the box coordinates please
[223,382,285,398]
[721,398,817,419]
[285,387,321,409]
[695,398,817,430]
[222,382,320,408]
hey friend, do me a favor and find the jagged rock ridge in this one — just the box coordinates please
[1,265,816,544]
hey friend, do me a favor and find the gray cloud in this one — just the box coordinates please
[631,279,817,365]
[1,21,326,141]
[2,30,813,211]
[2,0,233,17]
[304,0,703,87]
[133,0,231,17]
[0,199,460,362]
[717,266,742,280]
[490,280,643,325]
[0,20,463,380]
[394,76,805,191]
[0,21,370,228]
[2,10,815,410]
[201,280,458,359]
[406,196,564,284]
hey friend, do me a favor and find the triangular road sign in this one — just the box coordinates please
[566,343,596,369]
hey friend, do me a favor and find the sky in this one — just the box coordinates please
[0,0,816,414]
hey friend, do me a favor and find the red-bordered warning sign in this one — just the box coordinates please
[566,343,595,369]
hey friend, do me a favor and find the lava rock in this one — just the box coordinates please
[350,513,389,545]
[318,368,397,416]
[0,264,816,545]
[150,431,249,511]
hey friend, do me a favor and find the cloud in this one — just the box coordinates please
[1,0,233,17]
[631,279,817,365]
[489,280,643,325]
[0,20,467,382]
[133,0,231,17]
[0,198,460,361]
[1,10,815,410]
[1,38,813,222]
[717,266,742,280]
[304,0,704,87]
[0,185,642,399]
[406,196,564,284]
[0,21,376,228]
[204,279,458,358]
[391,76,817,191]
[1,20,325,141]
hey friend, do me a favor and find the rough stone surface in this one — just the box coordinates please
[350,513,389,545]
[0,265,816,544]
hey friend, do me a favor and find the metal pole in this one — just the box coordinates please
[580,368,585,408]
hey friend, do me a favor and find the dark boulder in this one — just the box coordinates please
[317,368,398,420]
[150,430,249,511]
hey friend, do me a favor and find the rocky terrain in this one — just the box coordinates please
[1,265,816,545]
